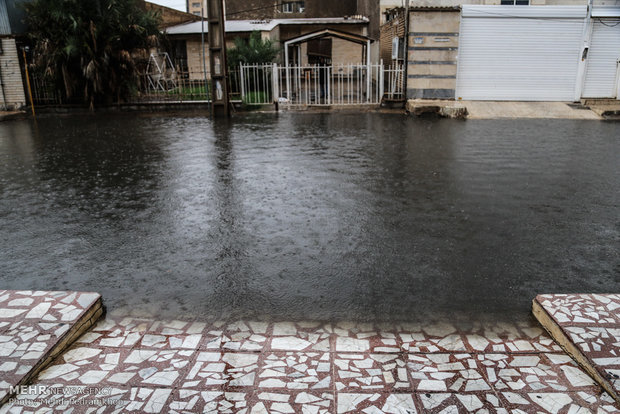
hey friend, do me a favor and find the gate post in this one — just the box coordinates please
[379,61,385,103]
[327,66,331,105]
[239,64,246,101]
[366,39,371,103]
[272,63,279,103]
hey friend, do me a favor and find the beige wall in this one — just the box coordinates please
[407,10,460,99]
[0,38,26,110]
[332,38,365,65]
[185,37,246,80]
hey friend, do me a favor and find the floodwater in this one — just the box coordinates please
[0,112,618,323]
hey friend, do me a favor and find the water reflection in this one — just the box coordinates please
[0,112,618,322]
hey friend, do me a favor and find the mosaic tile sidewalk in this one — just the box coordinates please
[533,293,620,405]
[0,290,103,405]
[1,317,618,413]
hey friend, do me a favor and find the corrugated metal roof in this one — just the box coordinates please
[0,0,12,35]
[462,5,587,19]
[591,6,620,18]
[165,17,368,35]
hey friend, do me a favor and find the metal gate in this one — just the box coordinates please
[240,62,403,106]
[582,19,620,99]
[456,5,587,101]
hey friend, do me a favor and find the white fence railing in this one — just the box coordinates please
[31,64,404,106]
[240,61,405,106]
[384,63,405,100]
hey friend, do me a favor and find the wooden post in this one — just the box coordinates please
[22,49,36,118]
[206,0,230,117]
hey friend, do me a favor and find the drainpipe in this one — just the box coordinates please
[402,0,410,100]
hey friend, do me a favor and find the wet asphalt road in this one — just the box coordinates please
[0,112,618,322]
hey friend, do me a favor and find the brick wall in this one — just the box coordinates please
[0,37,26,110]
[379,9,405,64]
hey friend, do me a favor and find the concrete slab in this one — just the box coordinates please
[406,99,468,119]
[589,104,620,119]
[2,314,618,412]
[533,294,620,405]
[0,111,27,122]
[463,101,601,120]
[0,290,103,405]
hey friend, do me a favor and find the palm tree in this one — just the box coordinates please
[24,0,161,109]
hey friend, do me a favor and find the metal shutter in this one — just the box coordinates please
[456,6,586,101]
[582,19,620,98]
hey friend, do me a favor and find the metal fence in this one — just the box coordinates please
[239,63,274,105]
[383,63,405,100]
[242,61,405,106]
[135,68,243,103]
[30,74,62,105]
[276,63,382,106]
[28,63,405,107]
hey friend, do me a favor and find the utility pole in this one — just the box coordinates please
[206,0,230,117]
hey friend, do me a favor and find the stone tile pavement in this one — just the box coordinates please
[0,291,619,413]
[1,315,618,413]
[534,293,620,406]
[0,290,102,405]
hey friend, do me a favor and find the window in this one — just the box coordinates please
[500,0,529,4]
[192,2,200,8]
[192,11,201,15]
[281,1,305,13]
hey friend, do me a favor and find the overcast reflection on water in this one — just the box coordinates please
[0,112,618,323]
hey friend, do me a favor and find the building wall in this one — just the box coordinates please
[0,37,26,110]
[185,37,238,79]
[222,0,358,20]
[406,10,460,99]
[356,0,380,39]
[187,0,203,16]
[332,38,365,65]
[379,8,405,64]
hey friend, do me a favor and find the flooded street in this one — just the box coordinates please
[0,112,618,322]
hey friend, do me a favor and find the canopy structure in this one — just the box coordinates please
[283,28,374,70]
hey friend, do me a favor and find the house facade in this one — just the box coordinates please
[213,0,380,59]
[165,18,370,79]
[381,0,620,101]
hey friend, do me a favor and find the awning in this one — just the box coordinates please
[283,28,374,46]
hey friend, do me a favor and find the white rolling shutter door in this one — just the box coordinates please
[582,19,620,98]
[456,6,586,101]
